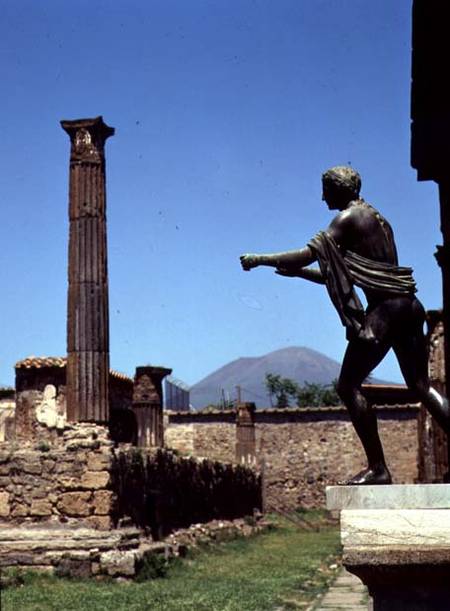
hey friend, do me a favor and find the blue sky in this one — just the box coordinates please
[0,1,441,390]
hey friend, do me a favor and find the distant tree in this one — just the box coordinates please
[295,382,323,407]
[321,379,341,406]
[265,373,298,408]
[296,379,341,407]
[265,374,341,408]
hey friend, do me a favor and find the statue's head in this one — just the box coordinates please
[322,166,361,209]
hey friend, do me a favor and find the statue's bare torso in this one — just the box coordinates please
[327,200,398,266]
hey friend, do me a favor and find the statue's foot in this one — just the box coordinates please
[338,467,392,486]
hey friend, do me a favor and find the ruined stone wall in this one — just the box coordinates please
[13,358,134,442]
[165,406,419,510]
[0,424,113,528]
[0,422,261,536]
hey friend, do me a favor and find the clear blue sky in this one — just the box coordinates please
[0,1,442,389]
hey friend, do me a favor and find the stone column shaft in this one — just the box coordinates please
[61,116,114,423]
[236,402,256,465]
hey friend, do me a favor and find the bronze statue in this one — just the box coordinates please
[240,166,449,485]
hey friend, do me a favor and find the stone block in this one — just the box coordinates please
[66,440,101,452]
[54,463,76,475]
[91,561,100,575]
[341,508,450,547]
[85,515,112,530]
[93,490,113,515]
[30,486,52,500]
[42,459,56,473]
[327,483,450,511]
[0,451,12,464]
[327,484,450,609]
[57,492,91,516]
[0,491,10,517]
[80,471,110,490]
[12,473,42,487]
[58,476,80,490]
[99,550,136,576]
[54,555,92,579]
[16,460,43,476]
[87,452,112,472]
[11,503,29,518]
[29,499,53,517]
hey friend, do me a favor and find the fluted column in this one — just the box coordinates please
[61,116,114,422]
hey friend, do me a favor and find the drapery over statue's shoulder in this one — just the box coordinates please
[307,231,416,340]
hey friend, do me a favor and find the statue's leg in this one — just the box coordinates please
[337,336,392,485]
[393,320,449,433]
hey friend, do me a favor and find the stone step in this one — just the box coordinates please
[0,526,142,567]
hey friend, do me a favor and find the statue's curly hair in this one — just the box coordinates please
[322,166,361,197]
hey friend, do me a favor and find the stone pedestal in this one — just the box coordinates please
[327,484,450,610]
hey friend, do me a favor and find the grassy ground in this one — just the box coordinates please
[0,513,340,611]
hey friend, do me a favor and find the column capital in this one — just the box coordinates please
[133,366,172,405]
[61,116,114,164]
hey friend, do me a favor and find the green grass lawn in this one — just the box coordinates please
[1,513,340,611]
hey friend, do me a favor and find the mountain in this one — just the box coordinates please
[190,346,344,409]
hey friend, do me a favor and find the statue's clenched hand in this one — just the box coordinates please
[240,254,260,271]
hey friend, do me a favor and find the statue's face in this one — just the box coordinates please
[322,181,340,209]
[322,180,353,210]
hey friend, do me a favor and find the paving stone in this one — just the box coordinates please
[314,568,369,611]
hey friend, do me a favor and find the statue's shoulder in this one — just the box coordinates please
[337,200,379,225]
[330,206,360,228]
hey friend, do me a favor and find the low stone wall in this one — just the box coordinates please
[0,422,261,575]
[0,422,261,536]
[165,405,420,510]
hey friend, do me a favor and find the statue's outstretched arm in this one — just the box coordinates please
[240,246,315,271]
[275,266,325,285]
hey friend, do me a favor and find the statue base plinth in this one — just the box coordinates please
[327,484,450,610]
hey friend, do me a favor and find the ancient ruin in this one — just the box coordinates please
[0,116,261,578]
